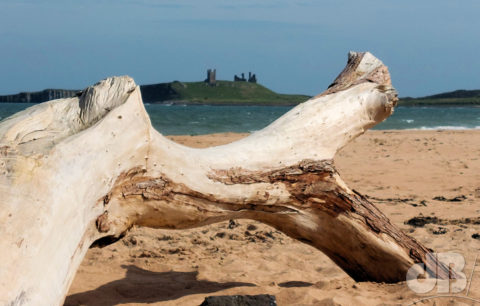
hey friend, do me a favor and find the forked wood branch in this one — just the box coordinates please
[0,52,452,306]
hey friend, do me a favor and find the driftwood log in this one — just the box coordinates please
[0,52,450,306]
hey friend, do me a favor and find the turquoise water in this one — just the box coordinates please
[1,103,479,135]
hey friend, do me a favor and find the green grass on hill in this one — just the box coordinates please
[398,89,480,106]
[399,97,480,106]
[142,80,310,105]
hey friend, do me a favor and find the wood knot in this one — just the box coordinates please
[409,248,423,263]
[103,193,111,206]
[0,146,9,156]
[96,211,110,233]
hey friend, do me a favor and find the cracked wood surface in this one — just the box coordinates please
[98,158,451,283]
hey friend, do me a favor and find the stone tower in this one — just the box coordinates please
[205,69,216,86]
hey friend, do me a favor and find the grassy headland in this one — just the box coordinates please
[140,80,310,105]
[398,89,480,106]
[1,80,479,106]
[141,82,480,106]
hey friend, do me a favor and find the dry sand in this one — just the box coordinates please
[65,130,480,306]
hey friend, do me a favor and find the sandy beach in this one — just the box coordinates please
[65,130,480,306]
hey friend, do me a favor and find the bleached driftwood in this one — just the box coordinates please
[0,52,451,306]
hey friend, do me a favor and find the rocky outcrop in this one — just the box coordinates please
[139,82,180,102]
[0,89,79,103]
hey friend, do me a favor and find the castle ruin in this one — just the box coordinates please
[234,72,257,83]
[205,69,216,86]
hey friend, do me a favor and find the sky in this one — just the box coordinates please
[0,0,479,97]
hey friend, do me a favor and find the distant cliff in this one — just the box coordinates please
[139,81,310,105]
[139,82,180,102]
[3,83,480,106]
[399,89,480,105]
[0,89,79,103]
[0,81,310,106]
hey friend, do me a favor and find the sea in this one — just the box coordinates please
[0,103,479,135]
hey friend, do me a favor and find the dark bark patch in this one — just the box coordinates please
[96,211,110,233]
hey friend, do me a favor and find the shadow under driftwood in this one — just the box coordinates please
[64,265,256,306]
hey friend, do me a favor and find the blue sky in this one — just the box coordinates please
[0,0,479,97]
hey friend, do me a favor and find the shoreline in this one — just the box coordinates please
[2,100,480,106]
[166,129,480,140]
